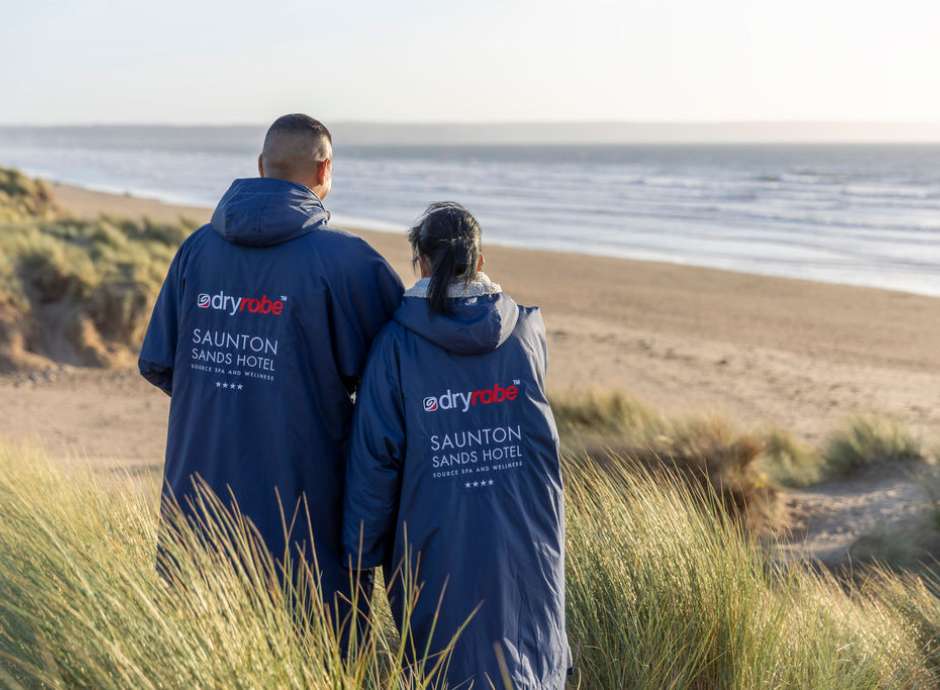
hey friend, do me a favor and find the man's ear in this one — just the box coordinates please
[257,154,265,177]
[317,158,332,185]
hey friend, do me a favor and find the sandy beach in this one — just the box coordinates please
[1,180,937,467]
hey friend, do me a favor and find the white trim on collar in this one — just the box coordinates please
[403,272,502,299]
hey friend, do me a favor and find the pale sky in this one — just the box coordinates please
[3,0,940,125]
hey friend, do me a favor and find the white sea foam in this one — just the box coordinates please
[1,127,938,296]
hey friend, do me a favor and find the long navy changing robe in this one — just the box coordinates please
[139,177,403,610]
[343,282,570,689]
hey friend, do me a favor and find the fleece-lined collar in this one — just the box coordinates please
[403,272,502,299]
[395,277,519,355]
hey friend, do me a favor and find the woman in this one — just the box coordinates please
[343,202,570,688]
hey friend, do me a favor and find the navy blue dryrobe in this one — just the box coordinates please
[139,177,403,609]
[343,277,570,689]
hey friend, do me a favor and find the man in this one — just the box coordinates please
[139,114,403,624]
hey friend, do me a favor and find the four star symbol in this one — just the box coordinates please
[464,479,497,488]
[215,381,245,391]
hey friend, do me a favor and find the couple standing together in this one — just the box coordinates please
[139,114,571,689]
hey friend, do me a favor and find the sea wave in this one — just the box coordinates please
[1,130,938,296]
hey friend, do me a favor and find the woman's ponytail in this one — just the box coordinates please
[409,203,482,315]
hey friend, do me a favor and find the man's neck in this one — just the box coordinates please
[262,173,323,199]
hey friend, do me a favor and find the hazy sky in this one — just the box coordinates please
[3,0,940,125]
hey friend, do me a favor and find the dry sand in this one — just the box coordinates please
[1,181,938,469]
[777,464,934,565]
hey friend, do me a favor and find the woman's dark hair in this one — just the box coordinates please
[409,202,482,315]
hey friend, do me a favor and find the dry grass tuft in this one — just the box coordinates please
[823,416,926,477]
[554,391,778,531]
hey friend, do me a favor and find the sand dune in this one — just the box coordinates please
[2,181,937,466]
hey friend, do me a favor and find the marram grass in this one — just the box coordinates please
[824,415,926,477]
[1,445,939,689]
[0,445,460,690]
[564,459,938,689]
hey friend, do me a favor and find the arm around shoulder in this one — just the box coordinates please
[323,234,404,389]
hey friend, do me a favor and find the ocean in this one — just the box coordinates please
[1,126,938,296]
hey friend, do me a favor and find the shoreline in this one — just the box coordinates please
[50,179,940,301]
[0,178,936,464]
[36,172,939,300]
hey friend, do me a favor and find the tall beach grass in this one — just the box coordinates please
[0,445,459,690]
[1,444,939,689]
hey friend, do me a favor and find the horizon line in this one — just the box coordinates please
[4,120,940,145]
[4,119,940,128]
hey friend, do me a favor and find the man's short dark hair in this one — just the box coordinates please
[262,114,332,177]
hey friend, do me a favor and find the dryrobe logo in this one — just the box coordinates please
[423,381,520,413]
[196,290,286,317]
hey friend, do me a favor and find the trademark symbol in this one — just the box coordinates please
[513,379,520,385]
